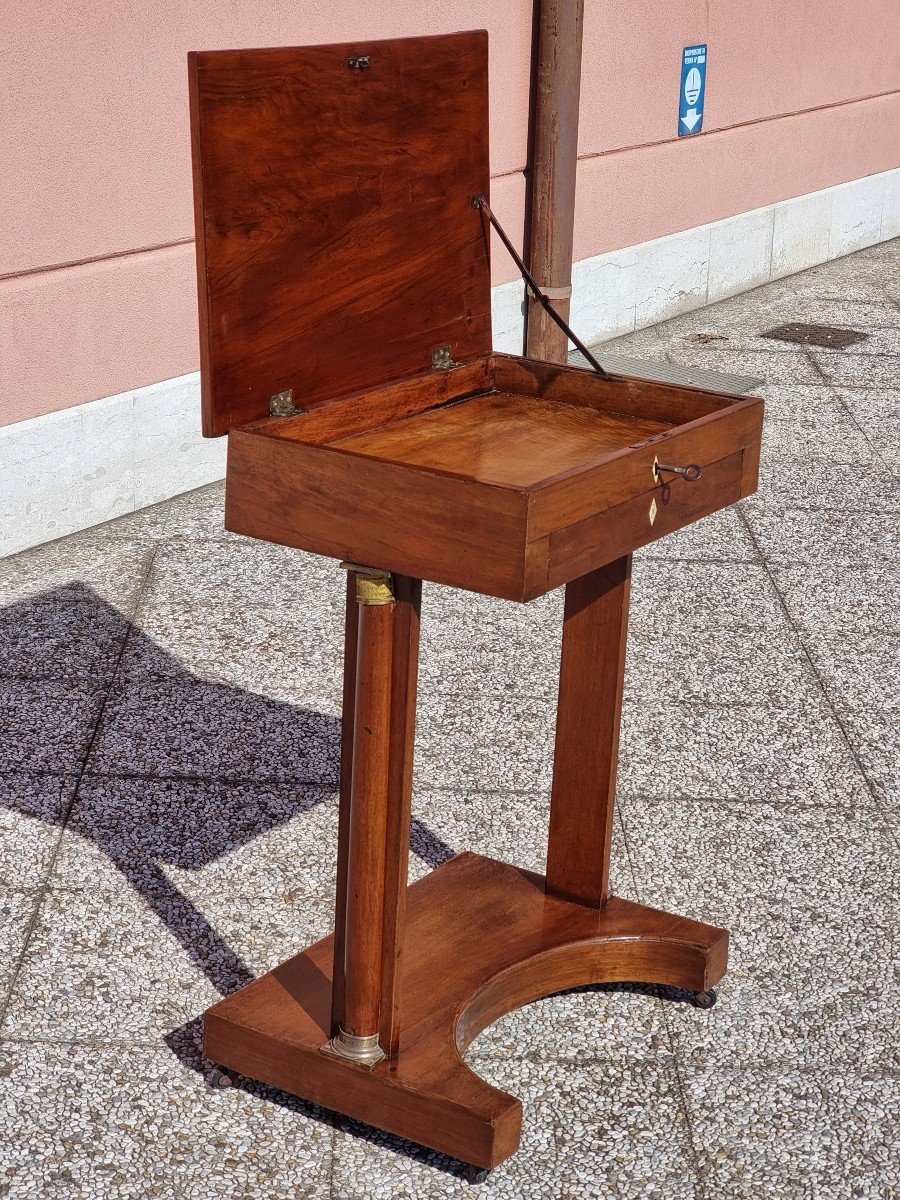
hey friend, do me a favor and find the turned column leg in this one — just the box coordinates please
[326,565,421,1066]
[546,555,631,907]
[377,573,421,1059]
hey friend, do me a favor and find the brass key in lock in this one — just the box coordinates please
[654,461,703,482]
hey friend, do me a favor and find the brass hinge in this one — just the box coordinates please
[269,389,308,417]
[431,345,461,371]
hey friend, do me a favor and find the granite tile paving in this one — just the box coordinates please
[662,318,899,360]
[3,885,337,1043]
[0,244,897,1197]
[629,559,786,632]
[753,382,848,421]
[746,455,900,514]
[663,343,825,384]
[840,387,900,464]
[644,287,900,356]
[0,892,44,998]
[800,633,900,807]
[0,772,76,888]
[86,674,342,784]
[801,632,900,719]
[51,776,342,897]
[0,1041,335,1199]
[0,677,107,774]
[759,404,873,462]
[623,625,819,708]
[768,559,900,634]
[144,537,338,609]
[334,1058,702,1200]
[681,1070,854,1200]
[620,696,873,806]
[413,685,559,793]
[810,350,900,389]
[621,796,899,1074]
[117,593,346,703]
[784,249,899,302]
[743,506,900,565]
[0,585,131,681]
[0,527,152,610]
[147,479,230,541]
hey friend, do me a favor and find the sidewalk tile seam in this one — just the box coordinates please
[736,505,900,852]
[0,545,158,1033]
[828,378,900,484]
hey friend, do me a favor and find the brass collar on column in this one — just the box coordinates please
[340,562,395,606]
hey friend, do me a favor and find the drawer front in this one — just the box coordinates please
[528,397,763,542]
[543,449,745,591]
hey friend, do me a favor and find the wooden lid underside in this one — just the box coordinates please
[190,31,492,436]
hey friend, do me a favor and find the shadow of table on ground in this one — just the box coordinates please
[2,580,454,977]
[1,581,688,1179]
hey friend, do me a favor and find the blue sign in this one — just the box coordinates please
[678,44,707,136]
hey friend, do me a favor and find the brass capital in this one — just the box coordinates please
[340,562,395,606]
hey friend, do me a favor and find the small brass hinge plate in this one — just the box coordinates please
[431,345,461,371]
[269,389,307,417]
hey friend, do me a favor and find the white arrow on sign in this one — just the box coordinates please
[680,108,701,132]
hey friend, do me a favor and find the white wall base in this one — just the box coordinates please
[1,374,224,558]
[3,167,897,560]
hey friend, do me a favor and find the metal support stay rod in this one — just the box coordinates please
[473,196,610,380]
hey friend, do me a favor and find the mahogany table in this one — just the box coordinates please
[188,30,764,1174]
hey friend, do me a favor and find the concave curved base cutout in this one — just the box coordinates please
[205,852,728,1169]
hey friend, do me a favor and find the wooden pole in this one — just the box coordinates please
[327,566,421,1068]
[378,574,422,1059]
[327,566,396,1066]
[526,0,585,364]
[329,571,359,1038]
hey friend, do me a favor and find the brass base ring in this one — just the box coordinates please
[321,1029,386,1068]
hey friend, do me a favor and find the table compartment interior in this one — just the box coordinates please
[326,390,677,489]
[252,354,739,492]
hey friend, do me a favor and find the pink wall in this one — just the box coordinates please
[2,2,898,426]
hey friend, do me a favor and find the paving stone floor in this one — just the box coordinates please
[1,240,898,1198]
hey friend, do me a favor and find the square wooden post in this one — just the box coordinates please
[546,555,631,907]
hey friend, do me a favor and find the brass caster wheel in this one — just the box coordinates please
[692,988,717,1010]
[463,1165,490,1185]
[207,1066,234,1089]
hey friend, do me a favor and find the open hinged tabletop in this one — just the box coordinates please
[190,30,763,601]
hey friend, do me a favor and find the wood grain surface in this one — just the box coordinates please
[225,426,529,597]
[546,558,631,906]
[225,354,763,600]
[330,391,671,488]
[205,852,728,1168]
[190,33,491,436]
[338,594,396,1040]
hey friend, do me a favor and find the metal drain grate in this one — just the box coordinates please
[760,322,869,348]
